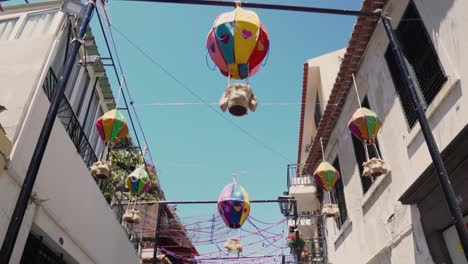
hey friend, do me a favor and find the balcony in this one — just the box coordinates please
[287,164,320,215]
[42,68,98,167]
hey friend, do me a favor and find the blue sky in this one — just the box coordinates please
[89,0,360,222]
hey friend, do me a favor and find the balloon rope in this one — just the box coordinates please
[132,197,138,210]
[232,173,237,183]
[328,191,332,204]
[115,75,125,109]
[363,142,370,161]
[320,137,325,162]
[373,144,381,159]
[105,145,112,161]
[246,64,250,85]
[352,74,362,108]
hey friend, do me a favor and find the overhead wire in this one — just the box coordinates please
[94,5,159,179]
[108,24,294,163]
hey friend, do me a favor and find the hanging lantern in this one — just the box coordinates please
[217,180,250,229]
[125,167,151,196]
[347,107,381,144]
[95,109,129,146]
[313,161,339,191]
[348,107,388,177]
[206,5,269,80]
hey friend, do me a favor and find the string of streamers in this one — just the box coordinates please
[126,208,288,263]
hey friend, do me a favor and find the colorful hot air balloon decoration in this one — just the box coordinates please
[90,110,129,179]
[218,180,250,229]
[348,107,381,145]
[122,167,151,225]
[348,107,388,177]
[125,167,151,197]
[313,161,341,218]
[207,4,269,116]
[95,109,129,147]
[313,161,339,192]
[206,5,269,80]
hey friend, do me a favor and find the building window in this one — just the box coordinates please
[385,1,447,128]
[0,18,18,40]
[50,22,71,76]
[331,156,348,229]
[74,70,91,115]
[314,92,322,129]
[16,10,61,39]
[351,97,382,194]
[83,89,100,138]
[64,55,81,99]
[20,234,66,264]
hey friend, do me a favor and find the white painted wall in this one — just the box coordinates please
[312,0,467,263]
[0,3,140,264]
[298,49,345,166]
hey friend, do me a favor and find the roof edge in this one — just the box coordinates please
[303,0,387,174]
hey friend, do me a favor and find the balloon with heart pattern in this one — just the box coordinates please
[206,6,269,80]
[217,180,250,229]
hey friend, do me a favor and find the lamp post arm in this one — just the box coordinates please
[119,0,380,18]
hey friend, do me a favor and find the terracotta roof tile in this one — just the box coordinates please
[302,0,387,174]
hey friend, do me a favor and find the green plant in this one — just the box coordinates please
[287,234,305,251]
[99,146,163,202]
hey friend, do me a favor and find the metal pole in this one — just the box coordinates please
[0,1,97,262]
[381,15,468,261]
[152,204,163,264]
[120,0,379,18]
[155,199,281,205]
[293,200,301,264]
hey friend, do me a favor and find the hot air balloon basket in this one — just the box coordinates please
[322,204,340,218]
[219,83,257,117]
[123,209,140,224]
[224,238,242,253]
[0,130,12,175]
[90,160,112,180]
[362,158,389,178]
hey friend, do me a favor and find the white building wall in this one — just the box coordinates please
[298,49,345,166]
[0,3,140,263]
[316,0,467,263]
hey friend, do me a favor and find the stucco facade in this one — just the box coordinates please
[299,0,468,263]
[0,2,140,263]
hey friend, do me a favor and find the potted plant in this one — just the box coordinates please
[287,234,305,255]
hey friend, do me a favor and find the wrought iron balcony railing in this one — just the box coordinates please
[42,68,98,167]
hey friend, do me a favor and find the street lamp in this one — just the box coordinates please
[278,193,301,264]
[278,193,294,217]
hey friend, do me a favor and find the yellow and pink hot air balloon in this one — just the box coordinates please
[206,5,269,80]
[218,180,250,229]
[95,109,129,146]
[313,161,340,191]
[125,167,151,197]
